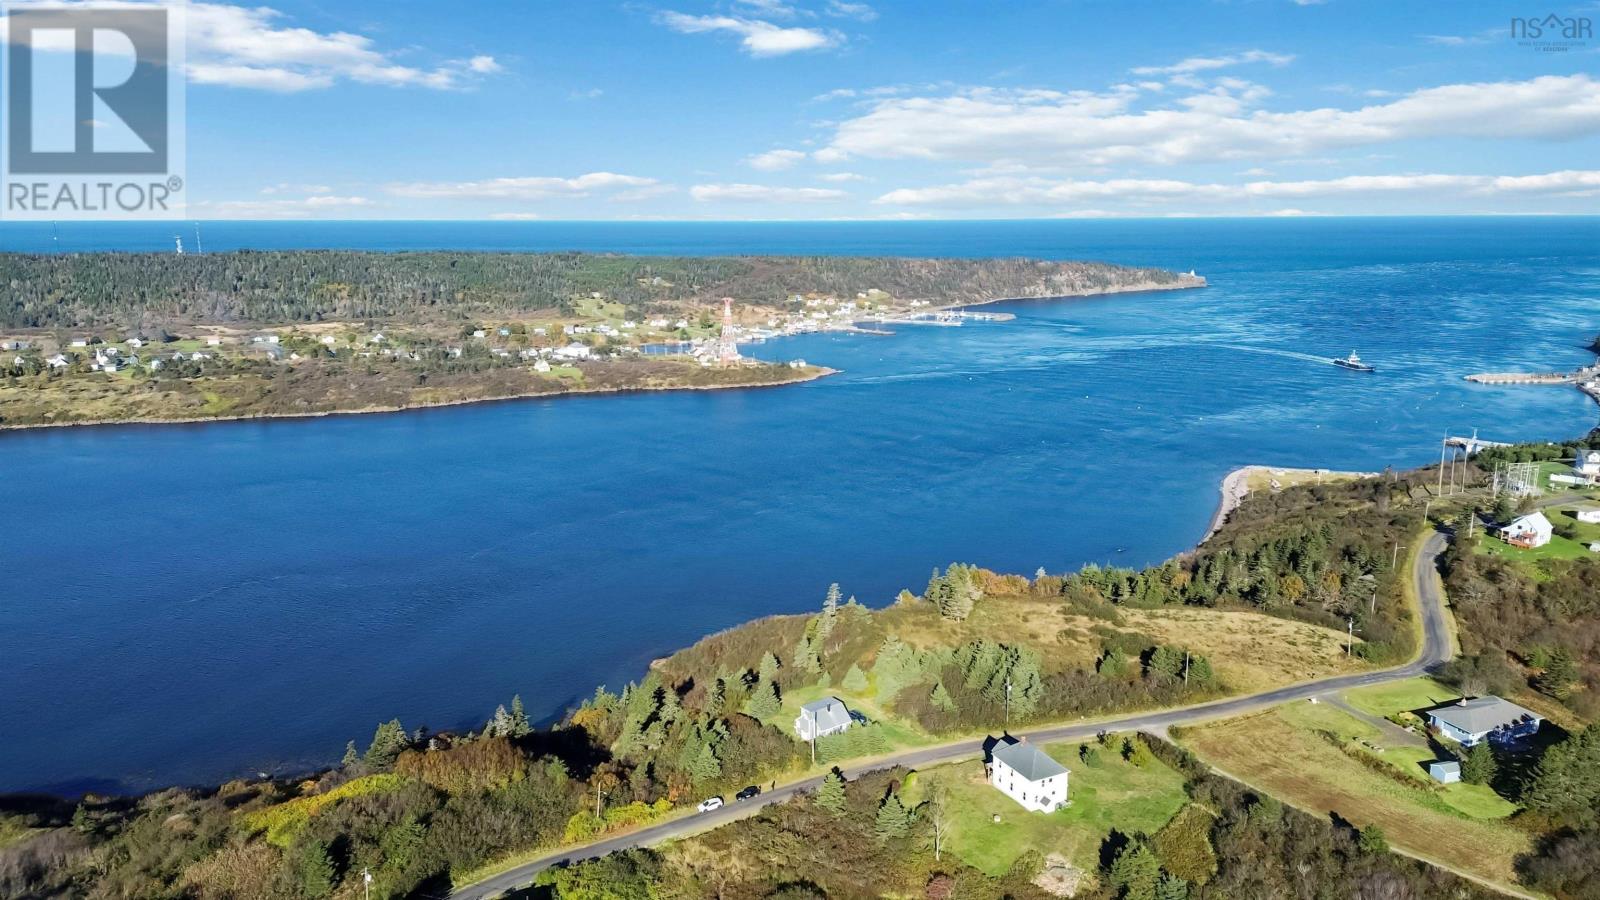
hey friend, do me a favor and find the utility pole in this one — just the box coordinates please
[594,787,608,820]
[1347,618,1354,657]
[1437,436,1448,496]
[809,707,818,766]
[1004,678,1013,728]
[1391,541,1402,570]
[362,868,372,900]
[1183,649,1190,687]
[1370,588,1377,617]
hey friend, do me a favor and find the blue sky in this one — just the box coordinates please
[18,0,1600,219]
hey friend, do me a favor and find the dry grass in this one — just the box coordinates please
[1123,608,1365,692]
[874,594,1364,693]
[1183,706,1532,891]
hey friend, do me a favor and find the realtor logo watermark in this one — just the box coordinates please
[2,2,186,219]
[1511,12,1592,51]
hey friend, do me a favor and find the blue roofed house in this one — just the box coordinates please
[794,697,853,741]
[1428,696,1542,747]
[988,738,1069,812]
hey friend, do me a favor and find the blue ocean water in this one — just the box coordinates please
[2,217,1597,793]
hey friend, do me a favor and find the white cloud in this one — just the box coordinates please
[178,2,505,91]
[387,172,660,200]
[691,183,848,203]
[825,1,877,21]
[1130,49,1294,77]
[872,169,1600,208]
[489,212,541,220]
[657,11,839,56]
[197,194,373,218]
[820,75,1600,168]
[734,0,798,17]
[0,2,504,91]
[746,149,808,170]
[817,172,867,182]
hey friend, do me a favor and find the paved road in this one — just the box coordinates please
[453,531,1454,900]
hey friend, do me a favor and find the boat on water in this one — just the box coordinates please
[1332,351,1375,373]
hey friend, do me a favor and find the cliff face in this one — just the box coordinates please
[0,252,1203,327]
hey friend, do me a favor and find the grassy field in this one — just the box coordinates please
[1181,700,1530,889]
[1341,677,1462,720]
[879,594,1369,696]
[1243,467,1372,493]
[910,737,1188,878]
[1476,531,1593,565]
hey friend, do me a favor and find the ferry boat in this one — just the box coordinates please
[1332,351,1375,373]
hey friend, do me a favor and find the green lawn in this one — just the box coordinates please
[913,738,1188,877]
[773,681,939,768]
[1342,677,1461,719]
[1476,531,1593,564]
[1550,506,1600,544]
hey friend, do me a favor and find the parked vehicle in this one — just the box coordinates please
[735,785,761,801]
[697,796,724,813]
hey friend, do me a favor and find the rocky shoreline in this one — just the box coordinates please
[0,365,838,432]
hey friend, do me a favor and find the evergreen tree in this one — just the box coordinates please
[759,651,781,683]
[930,681,957,711]
[745,680,782,721]
[1461,741,1497,786]
[1149,646,1184,680]
[293,839,336,899]
[488,704,513,738]
[1155,874,1189,900]
[842,664,869,693]
[340,740,359,769]
[818,583,842,644]
[1536,647,1577,699]
[875,791,913,840]
[815,770,847,815]
[1098,648,1131,679]
[1523,726,1600,824]
[1186,655,1215,686]
[509,694,531,737]
[705,678,727,718]
[686,740,722,782]
[792,636,822,674]
[1108,841,1161,900]
[1357,824,1388,854]
[363,719,409,771]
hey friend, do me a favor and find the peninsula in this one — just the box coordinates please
[0,252,1204,428]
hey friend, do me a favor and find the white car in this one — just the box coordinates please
[697,796,724,813]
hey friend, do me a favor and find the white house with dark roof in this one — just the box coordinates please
[1428,696,1542,747]
[794,697,853,741]
[989,738,1069,812]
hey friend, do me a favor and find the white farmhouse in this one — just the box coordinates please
[1574,449,1600,478]
[989,738,1069,812]
[1501,511,1553,549]
[794,697,853,741]
[554,343,591,361]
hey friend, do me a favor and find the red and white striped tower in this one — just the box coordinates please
[717,297,739,364]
